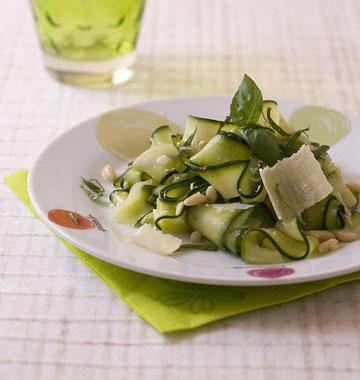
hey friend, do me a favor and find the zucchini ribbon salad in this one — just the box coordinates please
[88,75,360,264]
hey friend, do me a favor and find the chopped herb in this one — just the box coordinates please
[80,177,105,201]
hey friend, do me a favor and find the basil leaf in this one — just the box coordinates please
[237,126,283,166]
[230,74,263,127]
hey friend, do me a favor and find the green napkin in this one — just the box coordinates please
[4,170,360,333]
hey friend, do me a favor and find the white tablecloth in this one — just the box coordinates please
[1,0,360,379]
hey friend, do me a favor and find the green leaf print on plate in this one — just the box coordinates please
[289,105,351,146]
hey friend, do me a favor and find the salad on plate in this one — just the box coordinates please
[82,74,360,264]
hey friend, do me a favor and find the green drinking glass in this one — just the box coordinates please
[30,0,145,88]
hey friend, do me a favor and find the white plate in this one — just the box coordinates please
[28,96,360,286]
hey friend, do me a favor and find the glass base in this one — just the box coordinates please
[43,53,135,88]
[47,67,134,88]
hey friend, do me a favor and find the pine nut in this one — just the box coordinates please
[318,238,339,254]
[346,182,360,193]
[175,201,184,216]
[334,230,358,242]
[198,140,206,149]
[184,192,207,206]
[309,230,335,242]
[101,164,117,182]
[205,185,217,203]
[190,230,202,243]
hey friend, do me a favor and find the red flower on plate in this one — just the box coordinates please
[48,209,94,230]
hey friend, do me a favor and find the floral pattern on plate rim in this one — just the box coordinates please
[247,267,295,278]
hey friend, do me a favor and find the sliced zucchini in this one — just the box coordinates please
[240,230,288,264]
[240,185,267,204]
[151,125,172,146]
[134,210,154,227]
[159,168,181,185]
[222,208,254,253]
[153,199,190,233]
[324,197,345,230]
[318,154,337,176]
[189,132,251,167]
[327,171,357,208]
[159,175,208,202]
[133,143,185,181]
[182,115,233,147]
[241,217,318,264]
[258,101,293,138]
[112,180,155,225]
[351,190,359,212]
[257,100,280,129]
[188,203,318,264]
[302,195,348,231]
[187,203,241,246]
[200,163,246,200]
[347,212,360,228]
[301,196,330,230]
[276,216,305,240]
[237,158,267,204]
[237,158,260,196]
[188,203,275,258]
[147,169,183,204]
[279,113,294,135]
[109,189,128,206]
[187,132,251,199]
[113,166,144,190]
[223,205,274,254]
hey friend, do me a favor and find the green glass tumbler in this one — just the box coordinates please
[30,0,145,88]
